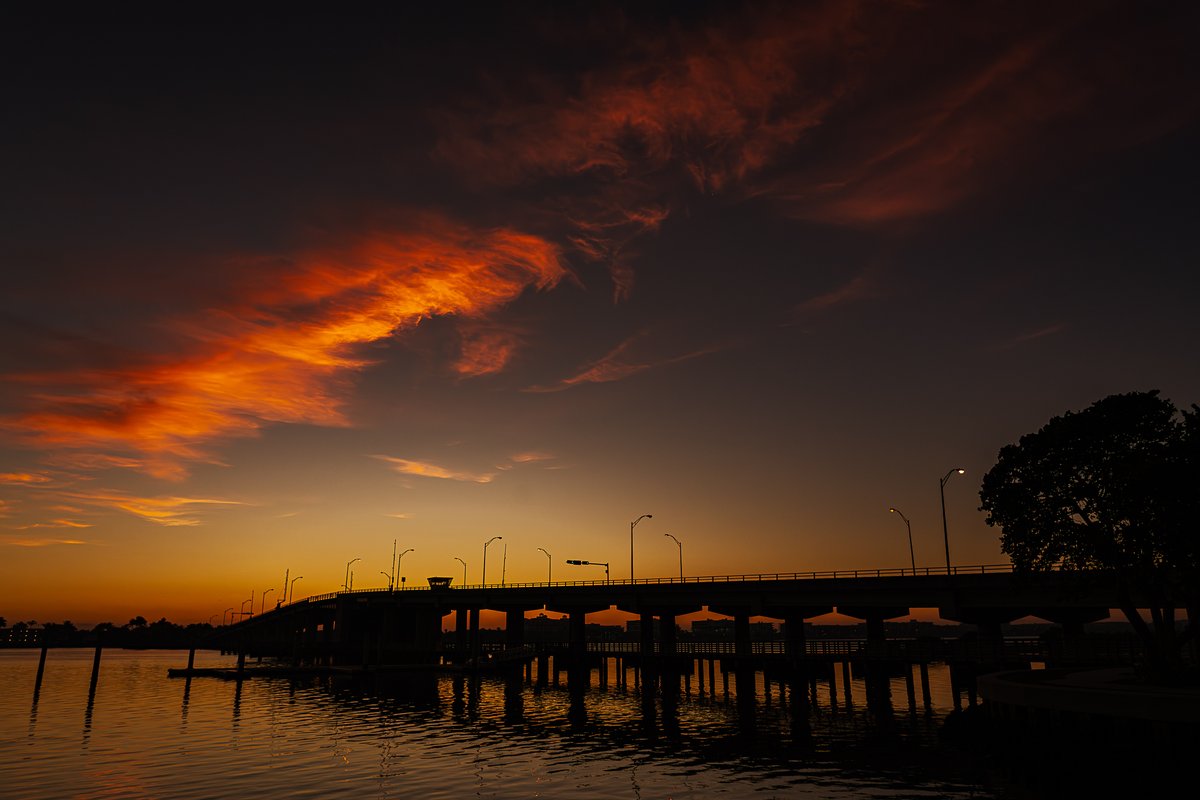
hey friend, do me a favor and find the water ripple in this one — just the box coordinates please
[1,649,995,799]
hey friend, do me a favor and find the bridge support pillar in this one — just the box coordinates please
[455,609,468,663]
[784,614,809,713]
[733,613,755,702]
[660,613,677,686]
[505,609,525,648]
[639,612,656,692]
[838,606,907,712]
[568,610,588,690]
[468,608,481,662]
[639,612,655,658]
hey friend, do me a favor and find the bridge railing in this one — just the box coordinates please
[282,563,1018,606]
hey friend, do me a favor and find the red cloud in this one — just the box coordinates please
[439,2,1196,250]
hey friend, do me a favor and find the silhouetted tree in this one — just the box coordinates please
[127,615,147,629]
[979,390,1198,679]
[41,620,80,645]
[0,616,6,629]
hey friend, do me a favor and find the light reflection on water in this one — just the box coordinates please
[1,649,1000,799]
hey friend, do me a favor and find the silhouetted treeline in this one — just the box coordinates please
[0,616,215,648]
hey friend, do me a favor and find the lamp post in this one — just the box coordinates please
[630,514,652,582]
[289,576,303,603]
[889,508,916,572]
[223,607,234,627]
[396,548,413,589]
[566,559,610,583]
[344,557,360,592]
[940,468,965,575]
[664,533,683,579]
[242,593,253,619]
[483,536,502,585]
[454,557,467,586]
[209,614,219,626]
[261,588,274,615]
[380,570,393,589]
[538,547,552,583]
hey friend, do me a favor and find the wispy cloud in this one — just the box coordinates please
[0,472,55,485]
[56,489,245,526]
[526,335,722,393]
[793,273,876,315]
[993,323,1067,351]
[10,519,93,530]
[0,537,88,547]
[510,452,555,464]
[372,456,496,484]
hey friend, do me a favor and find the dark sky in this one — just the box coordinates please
[2,2,1198,621]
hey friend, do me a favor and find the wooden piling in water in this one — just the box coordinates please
[920,662,932,711]
[905,665,916,711]
[35,645,48,689]
[89,645,103,688]
[841,660,852,705]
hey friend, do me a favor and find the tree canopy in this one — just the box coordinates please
[979,390,1198,678]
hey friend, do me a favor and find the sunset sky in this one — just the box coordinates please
[3,3,1198,626]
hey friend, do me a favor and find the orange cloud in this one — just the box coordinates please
[0,472,54,485]
[3,216,564,478]
[0,537,88,547]
[53,489,245,527]
[510,452,555,464]
[372,455,496,484]
[11,519,93,530]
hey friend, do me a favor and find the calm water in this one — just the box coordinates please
[1,649,1008,799]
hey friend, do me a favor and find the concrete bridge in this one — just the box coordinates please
[214,564,1153,700]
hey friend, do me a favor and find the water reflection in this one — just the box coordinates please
[2,650,1003,800]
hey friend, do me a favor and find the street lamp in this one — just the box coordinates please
[483,536,502,585]
[344,557,360,592]
[538,547,552,583]
[397,548,413,588]
[454,557,467,586]
[566,559,610,583]
[289,576,303,603]
[380,570,393,589]
[939,468,965,575]
[223,606,235,626]
[261,588,274,614]
[664,533,683,579]
[630,514,652,582]
[209,614,219,626]
[242,594,253,619]
[889,508,916,572]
